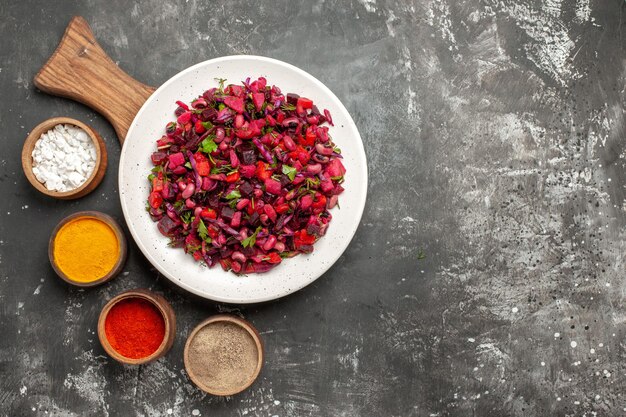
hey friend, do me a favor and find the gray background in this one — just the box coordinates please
[1,0,625,416]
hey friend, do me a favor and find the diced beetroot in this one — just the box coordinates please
[227,84,244,97]
[172,165,187,175]
[332,184,345,195]
[320,179,334,193]
[240,164,257,178]
[161,183,176,199]
[325,159,346,177]
[255,77,267,91]
[235,123,256,139]
[151,151,168,165]
[251,118,266,131]
[264,178,282,195]
[224,96,245,113]
[177,111,192,124]
[300,194,313,210]
[230,211,242,228]
[169,152,185,168]
[252,93,265,111]
[157,217,178,236]
[185,234,201,247]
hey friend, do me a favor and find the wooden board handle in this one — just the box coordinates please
[34,16,155,144]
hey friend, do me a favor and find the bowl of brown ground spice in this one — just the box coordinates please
[183,314,263,396]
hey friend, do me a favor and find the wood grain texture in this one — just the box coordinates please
[21,116,107,199]
[33,16,155,144]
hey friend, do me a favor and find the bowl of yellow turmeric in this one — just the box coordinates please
[49,211,127,287]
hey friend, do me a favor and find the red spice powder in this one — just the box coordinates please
[104,298,165,359]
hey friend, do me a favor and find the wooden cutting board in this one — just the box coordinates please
[34,16,156,144]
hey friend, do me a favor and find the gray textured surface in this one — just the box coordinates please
[1,0,625,416]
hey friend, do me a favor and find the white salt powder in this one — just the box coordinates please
[31,124,96,192]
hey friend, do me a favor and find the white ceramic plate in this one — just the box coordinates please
[119,56,367,303]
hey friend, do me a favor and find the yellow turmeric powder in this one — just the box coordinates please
[53,217,119,283]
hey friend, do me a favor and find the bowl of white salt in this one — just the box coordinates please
[22,117,107,199]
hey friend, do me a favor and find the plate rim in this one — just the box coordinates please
[119,55,368,303]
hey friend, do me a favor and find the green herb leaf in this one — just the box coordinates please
[333,146,342,154]
[215,77,227,92]
[281,103,296,111]
[200,136,218,154]
[225,190,241,200]
[241,226,262,248]
[184,162,192,169]
[305,177,320,189]
[198,220,210,242]
[147,173,156,182]
[187,244,201,253]
[181,211,192,224]
[201,121,214,130]
[282,165,297,181]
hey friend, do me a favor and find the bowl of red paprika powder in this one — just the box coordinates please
[97,289,176,365]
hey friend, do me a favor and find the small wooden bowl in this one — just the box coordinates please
[184,314,264,396]
[98,289,176,365]
[49,211,127,287]
[22,116,107,199]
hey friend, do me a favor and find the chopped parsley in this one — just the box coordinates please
[241,226,262,248]
[225,190,241,200]
[282,165,297,181]
[197,220,211,242]
[181,211,192,224]
[200,136,218,154]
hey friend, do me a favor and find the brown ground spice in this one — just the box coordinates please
[187,321,259,392]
